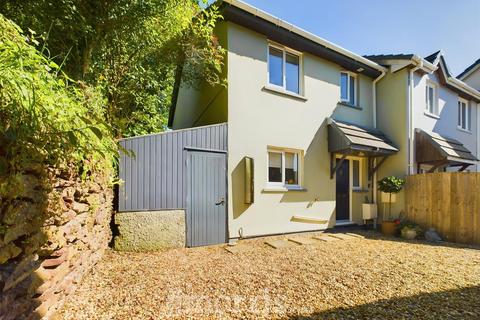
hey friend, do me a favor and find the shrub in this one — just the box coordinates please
[0,15,116,180]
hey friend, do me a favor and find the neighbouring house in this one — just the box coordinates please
[366,51,480,215]
[458,58,480,90]
[116,0,480,248]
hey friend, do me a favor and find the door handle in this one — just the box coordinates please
[215,197,225,206]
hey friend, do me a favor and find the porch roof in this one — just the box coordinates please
[327,119,399,157]
[415,129,478,169]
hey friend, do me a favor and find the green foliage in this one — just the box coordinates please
[0,15,116,181]
[0,0,225,137]
[378,176,405,194]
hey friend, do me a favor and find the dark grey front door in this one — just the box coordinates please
[336,159,350,221]
[186,151,227,247]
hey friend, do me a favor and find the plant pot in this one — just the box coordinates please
[380,192,397,203]
[401,228,417,240]
[381,221,397,236]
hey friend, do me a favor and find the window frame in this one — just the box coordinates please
[350,158,362,190]
[457,97,471,132]
[425,81,439,116]
[267,42,303,96]
[266,147,303,189]
[340,71,357,106]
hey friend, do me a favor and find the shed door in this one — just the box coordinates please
[186,151,227,247]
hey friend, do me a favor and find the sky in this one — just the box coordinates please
[229,0,480,76]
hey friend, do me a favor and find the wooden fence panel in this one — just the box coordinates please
[405,172,480,245]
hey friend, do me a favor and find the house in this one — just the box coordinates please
[458,58,480,90]
[117,0,479,248]
[166,0,401,245]
[366,52,480,216]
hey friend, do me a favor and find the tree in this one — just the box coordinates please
[0,0,225,137]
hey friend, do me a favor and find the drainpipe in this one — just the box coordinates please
[372,70,386,207]
[407,60,423,175]
[478,101,480,171]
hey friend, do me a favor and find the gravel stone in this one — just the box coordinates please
[60,231,480,319]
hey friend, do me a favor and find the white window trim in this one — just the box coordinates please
[266,147,303,190]
[340,71,357,106]
[350,157,363,190]
[425,81,439,116]
[457,97,471,133]
[267,42,304,96]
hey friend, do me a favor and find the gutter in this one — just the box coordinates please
[222,0,387,74]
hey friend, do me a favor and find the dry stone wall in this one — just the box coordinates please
[0,168,112,320]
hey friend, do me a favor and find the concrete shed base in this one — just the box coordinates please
[114,210,186,251]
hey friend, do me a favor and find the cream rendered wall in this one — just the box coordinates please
[172,22,228,130]
[376,69,408,220]
[226,23,374,238]
[412,72,479,172]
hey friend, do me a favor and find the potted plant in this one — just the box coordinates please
[378,176,405,236]
[399,221,422,240]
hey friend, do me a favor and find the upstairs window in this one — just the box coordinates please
[268,44,301,94]
[425,82,438,115]
[458,98,471,131]
[340,72,356,106]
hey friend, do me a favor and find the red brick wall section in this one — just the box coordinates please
[0,169,113,320]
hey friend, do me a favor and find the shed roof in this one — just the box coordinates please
[415,129,478,167]
[328,119,398,157]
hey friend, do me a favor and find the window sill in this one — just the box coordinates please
[457,127,472,134]
[263,85,307,101]
[424,111,440,119]
[338,101,362,110]
[263,185,307,192]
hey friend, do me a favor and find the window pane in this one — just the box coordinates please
[286,53,300,94]
[268,47,283,87]
[340,73,348,101]
[467,104,471,130]
[462,104,466,129]
[428,87,435,113]
[458,101,462,127]
[349,76,355,105]
[285,152,298,185]
[268,152,282,183]
[352,160,360,187]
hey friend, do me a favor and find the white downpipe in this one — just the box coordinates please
[372,71,386,206]
[477,101,480,172]
[407,62,422,175]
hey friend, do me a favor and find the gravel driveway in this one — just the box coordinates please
[60,232,480,319]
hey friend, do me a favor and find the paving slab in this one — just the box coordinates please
[313,235,340,242]
[346,233,365,239]
[287,237,316,245]
[328,233,356,240]
[265,239,292,249]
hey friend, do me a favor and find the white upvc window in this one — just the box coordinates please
[457,98,471,132]
[267,148,302,188]
[340,71,357,106]
[267,43,303,95]
[425,82,439,115]
[351,159,362,190]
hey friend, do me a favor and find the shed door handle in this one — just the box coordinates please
[215,197,225,206]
